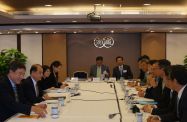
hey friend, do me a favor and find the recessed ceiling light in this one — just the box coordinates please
[124,20,129,22]
[94,4,101,6]
[17,31,22,34]
[150,30,155,33]
[111,30,114,33]
[73,31,77,34]
[0,32,2,34]
[72,20,77,23]
[7,32,11,34]
[45,20,51,23]
[144,3,151,6]
[35,32,39,34]
[169,30,173,33]
[150,20,155,22]
[53,32,57,34]
[45,4,52,7]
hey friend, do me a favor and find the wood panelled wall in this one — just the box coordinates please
[141,33,166,60]
[42,34,67,81]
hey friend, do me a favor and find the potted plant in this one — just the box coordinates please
[0,49,27,78]
[184,55,187,68]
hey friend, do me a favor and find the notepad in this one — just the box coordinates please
[17,115,39,119]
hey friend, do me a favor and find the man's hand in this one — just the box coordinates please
[138,90,145,97]
[142,105,153,113]
[35,104,47,109]
[31,106,47,118]
[43,94,51,100]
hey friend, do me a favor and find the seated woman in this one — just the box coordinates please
[43,60,68,90]
[37,65,51,91]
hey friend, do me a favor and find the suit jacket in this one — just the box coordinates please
[144,78,171,108]
[89,64,110,77]
[178,85,187,122]
[152,91,177,115]
[21,76,44,104]
[0,76,31,122]
[37,77,49,91]
[159,86,187,122]
[112,64,133,80]
[44,72,62,89]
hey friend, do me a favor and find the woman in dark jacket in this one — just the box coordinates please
[37,65,51,91]
[45,60,63,89]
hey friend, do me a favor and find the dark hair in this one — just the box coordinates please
[50,60,62,71]
[42,65,50,74]
[148,60,158,65]
[8,61,26,72]
[96,56,103,61]
[138,55,150,62]
[165,65,187,85]
[116,56,123,61]
[158,59,171,69]
[30,64,42,74]
[140,59,149,64]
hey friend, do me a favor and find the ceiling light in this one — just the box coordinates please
[53,32,57,34]
[73,31,77,34]
[35,32,39,34]
[0,32,2,34]
[169,30,173,33]
[72,20,77,23]
[150,30,155,33]
[94,4,101,6]
[144,3,151,6]
[45,5,52,7]
[150,20,155,22]
[45,20,51,23]
[102,4,105,7]
[17,31,22,34]
[111,30,114,33]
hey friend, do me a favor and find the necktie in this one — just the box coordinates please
[35,83,39,97]
[177,96,180,118]
[12,86,19,102]
[96,67,101,77]
[170,91,173,99]
[119,66,123,76]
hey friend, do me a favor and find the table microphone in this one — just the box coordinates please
[108,113,120,119]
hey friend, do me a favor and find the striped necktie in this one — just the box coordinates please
[12,86,19,102]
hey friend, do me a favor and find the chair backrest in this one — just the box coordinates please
[73,71,88,79]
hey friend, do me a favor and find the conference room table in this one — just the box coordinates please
[7,79,152,122]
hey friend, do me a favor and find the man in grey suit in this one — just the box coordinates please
[90,56,110,78]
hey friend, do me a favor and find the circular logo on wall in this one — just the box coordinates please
[94,36,115,48]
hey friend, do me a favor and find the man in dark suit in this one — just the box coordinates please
[142,60,171,111]
[0,61,47,122]
[112,56,133,80]
[22,64,49,104]
[147,65,187,122]
[90,56,110,78]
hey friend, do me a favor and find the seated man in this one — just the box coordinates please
[22,64,49,104]
[90,56,110,78]
[112,56,133,80]
[143,71,177,116]
[139,59,171,109]
[0,61,47,122]
[147,65,187,122]
[139,59,149,85]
